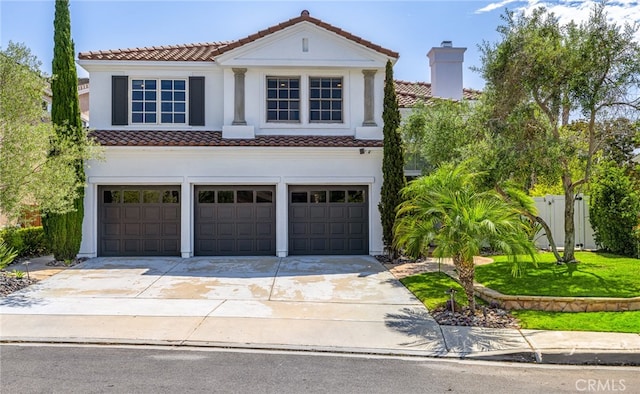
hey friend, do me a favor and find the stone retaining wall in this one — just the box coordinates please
[474,283,640,312]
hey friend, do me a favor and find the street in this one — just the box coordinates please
[0,344,637,393]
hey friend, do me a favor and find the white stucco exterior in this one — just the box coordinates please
[80,147,384,257]
[78,15,394,258]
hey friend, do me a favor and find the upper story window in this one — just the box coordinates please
[131,79,186,124]
[310,77,342,123]
[266,77,300,122]
[265,75,344,124]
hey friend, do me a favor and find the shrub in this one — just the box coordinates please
[589,161,640,257]
[0,226,50,258]
[0,242,18,269]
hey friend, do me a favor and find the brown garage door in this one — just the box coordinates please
[98,186,181,256]
[194,186,276,256]
[289,186,368,255]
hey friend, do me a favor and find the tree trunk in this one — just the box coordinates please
[562,175,576,263]
[453,255,476,312]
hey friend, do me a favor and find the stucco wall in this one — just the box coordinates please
[80,146,384,258]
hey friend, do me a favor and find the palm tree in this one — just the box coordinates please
[394,164,537,312]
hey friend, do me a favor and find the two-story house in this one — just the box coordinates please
[77,11,470,259]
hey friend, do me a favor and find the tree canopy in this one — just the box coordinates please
[0,42,93,223]
[476,3,640,262]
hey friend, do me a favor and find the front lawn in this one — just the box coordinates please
[400,271,471,310]
[401,269,640,333]
[475,251,640,298]
[513,310,640,333]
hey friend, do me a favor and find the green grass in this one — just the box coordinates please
[513,310,640,333]
[475,251,640,298]
[401,269,640,333]
[400,271,477,309]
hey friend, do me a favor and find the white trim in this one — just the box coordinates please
[188,176,280,184]
[283,176,374,185]
[88,176,184,184]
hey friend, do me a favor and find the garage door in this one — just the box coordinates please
[98,186,181,256]
[289,186,368,255]
[194,186,276,256]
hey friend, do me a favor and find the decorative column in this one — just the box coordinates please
[232,68,247,125]
[362,70,377,126]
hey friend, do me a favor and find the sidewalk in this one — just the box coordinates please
[1,255,639,365]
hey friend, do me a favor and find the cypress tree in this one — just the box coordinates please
[43,0,85,261]
[378,60,405,257]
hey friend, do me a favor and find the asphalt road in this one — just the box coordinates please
[0,344,638,393]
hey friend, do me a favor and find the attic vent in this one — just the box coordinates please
[302,38,309,52]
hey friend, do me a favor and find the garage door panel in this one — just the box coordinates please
[349,206,365,219]
[330,238,346,251]
[143,239,160,253]
[163,206,180,220]
[218,223,234,236]
[218,206,234,220]
[289,186,368,255]
[236,206,253,220]
[124,223,141,236]
[142,206,160,220]
[217,239,235,254]
[98,186,181,256]
[291,206,307,219]
[329,206,346,219]
[310,223,326,235]
[104,223,120,236]
[123,239,140,253]
[309,206,326,219]
[349,222,365,235]
[143,223,160,237]
[292,222,307,236]
[256,206,273,219]
[237,223,253,236]
[310,238,328,252]
[330,223,346,235]
[103,207,120,221]
[256,223,271,236]
[194,186,275,256]
[124,207,141,220]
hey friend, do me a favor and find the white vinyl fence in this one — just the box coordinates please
[533,195,597,250]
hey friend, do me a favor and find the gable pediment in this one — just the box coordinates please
[215,22,391,68]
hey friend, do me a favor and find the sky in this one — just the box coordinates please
[1,0,640,90]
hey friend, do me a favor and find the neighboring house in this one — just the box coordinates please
[76,11,470,258]
[43,78,90,127]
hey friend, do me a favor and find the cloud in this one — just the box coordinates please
[476,1,640,40]
[475,0,520,14]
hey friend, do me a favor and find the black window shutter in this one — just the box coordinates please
[112,76,128,125]
[189,76,205,126]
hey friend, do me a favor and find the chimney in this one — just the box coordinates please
[427,41,466,100]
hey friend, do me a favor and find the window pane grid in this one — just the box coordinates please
[309,77,342,123]
[266,77,300,122]
[131,79,156,124]
[131,78,186,124]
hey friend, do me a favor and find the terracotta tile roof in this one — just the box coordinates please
[210,10,398,59]
[394,80,481,108]
[90,130,383,148]
[78,42,232,61]
[78,11,398,62]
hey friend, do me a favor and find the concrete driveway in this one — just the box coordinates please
[0,255,452,355]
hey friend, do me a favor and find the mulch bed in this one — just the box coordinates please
[0,272,38,297]
[378,254,521,329]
